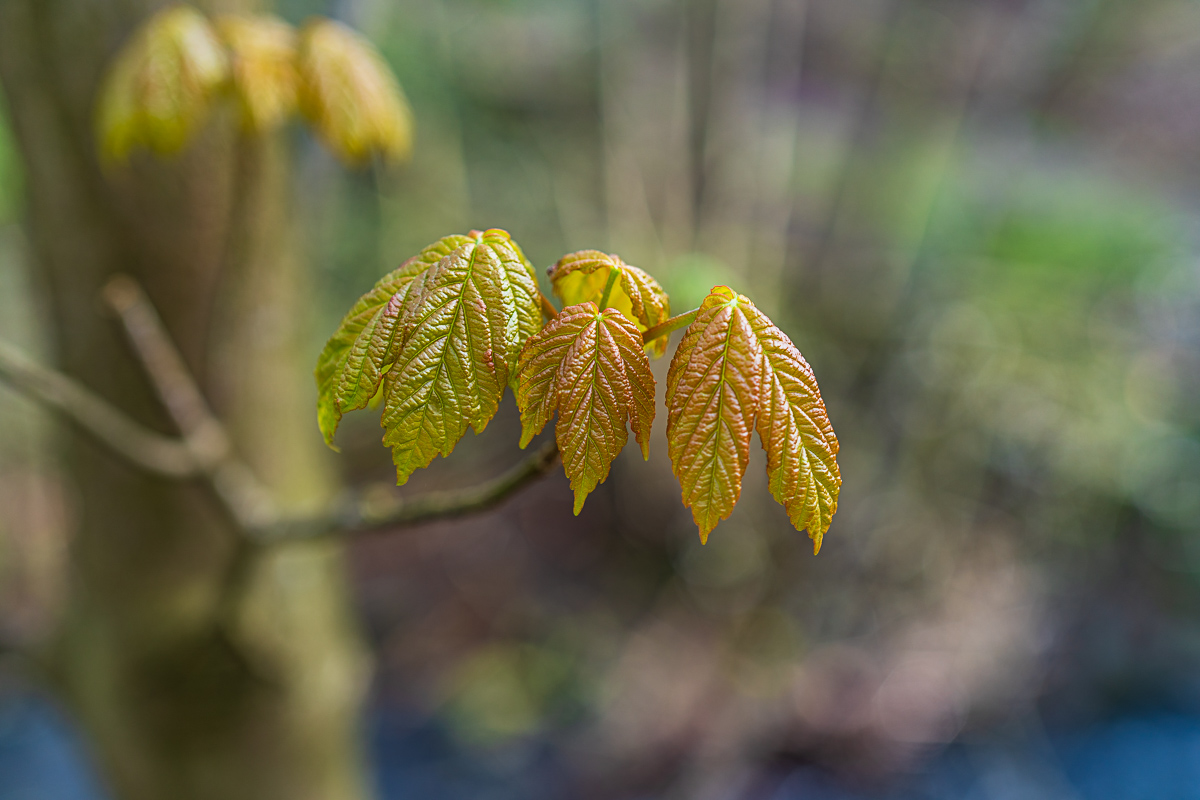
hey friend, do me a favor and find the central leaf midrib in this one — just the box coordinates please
[705,304,745,521]
[388,243,488,444]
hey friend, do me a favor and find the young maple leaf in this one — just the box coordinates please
[666,286,840,551]
[296,18,413,165]
[381,230,541,485]
[315,239,454,448]
[549,251,671,358]
[216,14,299,134]
[96,6,230,164]
[516,303,655,513]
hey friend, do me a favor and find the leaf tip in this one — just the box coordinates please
[698,528,711,545]
[572,490,588,516]
[317,404,342,451]
[811,531,823,555]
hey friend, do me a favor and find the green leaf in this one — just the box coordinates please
[215,14,299,134]
[297,19,413,165]
[96,6,230,164]
[665,286,839,549]
[665,287,762,542]
[314,238,456,448]
[382,229,541,485]
[516,303,655,513]
[549,251,671,358]
[745,301,840,553]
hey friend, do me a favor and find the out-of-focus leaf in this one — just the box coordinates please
[666,286,839,549]
[516,302,655,513]
[297,19,413,165]
[215,14,298,133]
[96,6,230,164]
[382,230,540,485]
[314,245,447,448]
[549,251,671,358]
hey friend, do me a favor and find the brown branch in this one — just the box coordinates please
[102,276,278,529]
[214,438,559,631]
[0,339,197,476]
[4,276,563,547]
[256,438,560,544]
[101,276,229,462]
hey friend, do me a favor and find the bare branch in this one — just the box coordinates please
[102,276,229,463]
[216,439,560,629]
[257,438,560,543]
[0,339,197,476]
[102,275,278,528]
[5,276,562,550]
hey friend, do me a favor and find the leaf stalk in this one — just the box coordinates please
[597,266,619,310]
[641,308,699,344]
[538,290,559,320]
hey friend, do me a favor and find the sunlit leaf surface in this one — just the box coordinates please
[381,230,541,484]
[666,286,839,549]
[516,302,655,513]
[549,251,671,358]
[315,244,449,448]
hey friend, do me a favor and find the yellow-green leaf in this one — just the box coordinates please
[297,19,413,165]
[665,286,839,549]
[215,14,299,134]
[314,242,451,448]
[516,303,655,514]
[382,230,541,485]
[549,251,671,358]
[96,6,230,164]
[744,303,840,553]
[666,287,761,542]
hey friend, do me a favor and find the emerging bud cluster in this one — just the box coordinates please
[97,5,413,167]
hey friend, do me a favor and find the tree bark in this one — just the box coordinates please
[0,2,372,799]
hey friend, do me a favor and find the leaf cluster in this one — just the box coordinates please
[319,230,841,550]
[96,6,412,166]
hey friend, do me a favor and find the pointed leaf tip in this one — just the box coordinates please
[516,303,656,513]
[666,286,840,546]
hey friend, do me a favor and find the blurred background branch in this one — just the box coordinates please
[0,275,561,544]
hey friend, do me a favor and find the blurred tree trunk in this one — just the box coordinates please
[0,2,372,800]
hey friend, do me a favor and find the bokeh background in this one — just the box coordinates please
[3,0,1200,798]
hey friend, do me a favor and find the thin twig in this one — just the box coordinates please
[258,438,560,543]
[102,276,279,529]
[101,276,229,463]
[5,277,563,548]
[0,339,197,476]
[215,439,560,627]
